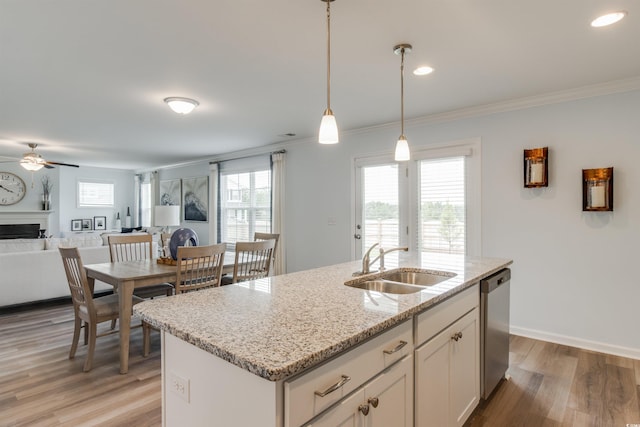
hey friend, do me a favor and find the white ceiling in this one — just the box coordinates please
[1,0,639,170]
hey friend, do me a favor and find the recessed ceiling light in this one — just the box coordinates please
[164,97,199,114]
[413,66,434,76]
[591,11,627,27]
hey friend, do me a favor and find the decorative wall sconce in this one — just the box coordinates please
[582,167,613,211]
[523,147,548,188]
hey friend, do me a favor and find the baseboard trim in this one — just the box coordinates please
[510,326,640,361]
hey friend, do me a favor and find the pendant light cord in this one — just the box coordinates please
[400,47,405,136]
[326,0,331,110]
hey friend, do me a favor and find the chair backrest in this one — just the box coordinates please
[175,243,227,294]
[108,234,153,262]
[232,239,275,283]
[254,232,280,271]
[59,247,96,320]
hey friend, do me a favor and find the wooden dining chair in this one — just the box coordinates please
[254,232,280,273]
[59,247,146,372]
[143,243,226,356]
[221,239,275,285]
[108,234,174,298]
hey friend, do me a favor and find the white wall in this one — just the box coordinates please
[282,89,640,357]
[59,166,135,235]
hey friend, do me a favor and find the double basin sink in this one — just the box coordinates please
[346,269,457,294]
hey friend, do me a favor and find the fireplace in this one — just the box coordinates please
[0,211,52,239]
[0,224,40,239]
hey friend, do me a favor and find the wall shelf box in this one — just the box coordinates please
[582,167,613,211]
[523,147,548,188]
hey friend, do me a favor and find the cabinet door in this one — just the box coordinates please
[450,307,479,427]
[415,327,452,427]
[306,389,365,427]
[365,355,413,427]
[415,308,479,427]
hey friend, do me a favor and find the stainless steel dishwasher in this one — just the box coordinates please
[480,268,511,399]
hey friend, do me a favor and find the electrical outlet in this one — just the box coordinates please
[168,372,190,403]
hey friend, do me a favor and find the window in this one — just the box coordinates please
[220,168,271,246]
[354,139,480,258]
[139,180,152,227]
[77,180,114,207]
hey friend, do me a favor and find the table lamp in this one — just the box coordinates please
[155,205,181,233]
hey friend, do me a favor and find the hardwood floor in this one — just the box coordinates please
[466,335,640,427]
[0,303,162,426]
[1,304,639,426]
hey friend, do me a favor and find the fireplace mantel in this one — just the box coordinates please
[0,210,55,231]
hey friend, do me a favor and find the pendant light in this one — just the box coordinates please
[318,0,339,144]
[394,43,412,161]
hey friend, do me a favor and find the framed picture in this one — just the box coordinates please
[82,219,93,230]
[71,219,82,231]
[94,216,107,231]
[182,176,208,222]
[159,179,181,206]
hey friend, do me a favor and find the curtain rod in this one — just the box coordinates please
[209,149,286,165]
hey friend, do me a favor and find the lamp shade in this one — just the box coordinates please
[155,205,181,227]
[319,111,339,144]
[394,136,410,161]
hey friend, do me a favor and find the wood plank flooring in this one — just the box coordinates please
[1,303,639,426]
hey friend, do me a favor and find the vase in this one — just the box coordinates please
[42,194,51,211]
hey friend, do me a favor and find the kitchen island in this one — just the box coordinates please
[135,253,512,427]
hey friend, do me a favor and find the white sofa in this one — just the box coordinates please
[0,232,158,307]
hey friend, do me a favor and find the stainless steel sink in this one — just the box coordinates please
[347,279,425,294]
[345,269,457,294]
[379,270,456,286]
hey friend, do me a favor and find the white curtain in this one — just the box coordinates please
[209,163,219,244]
[271,152,286,274]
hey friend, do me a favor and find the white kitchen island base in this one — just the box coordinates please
[163,332,283,427]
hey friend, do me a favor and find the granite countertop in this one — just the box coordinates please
[134,252,512,381]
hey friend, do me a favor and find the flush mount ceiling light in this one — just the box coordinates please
[413,66,434,76]
[318,0,339,144]
[394,43,412,162]
[591,11,627,27]
[164,97,199,114]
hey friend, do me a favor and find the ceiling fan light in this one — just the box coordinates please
[164,97,199,114]
[20,157,45,171]
[319,110,339,144]
[395,136,410,161]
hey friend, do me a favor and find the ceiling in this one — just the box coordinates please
[1,0,639,170]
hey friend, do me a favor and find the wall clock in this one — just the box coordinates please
[0,172,27,206]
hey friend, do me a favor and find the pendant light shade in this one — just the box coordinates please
[319,0,339,144]
[394,43,412,162]
[395,136,410,161]
[319,109,339,144]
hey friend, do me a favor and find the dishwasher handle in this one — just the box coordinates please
[481,268,511,293]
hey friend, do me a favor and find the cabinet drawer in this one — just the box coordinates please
[416,283,478,347]
[284,319,413,427]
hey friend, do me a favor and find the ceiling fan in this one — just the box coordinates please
[3,143,80,170]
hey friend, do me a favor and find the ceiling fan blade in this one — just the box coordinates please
[44,164,55,169]
[45,161,79,168]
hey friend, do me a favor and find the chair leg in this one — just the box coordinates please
[69,315,81,359]
[142,322,151,357]
[83,322,97,372]
[83,321,89,345]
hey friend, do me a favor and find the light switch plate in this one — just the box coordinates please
[168,372,190,403]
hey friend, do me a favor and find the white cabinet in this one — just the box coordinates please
[414,284,480,427]
[285,320,413,427]
[307,355,413,427]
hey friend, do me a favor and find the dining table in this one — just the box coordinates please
[84,251,236,374]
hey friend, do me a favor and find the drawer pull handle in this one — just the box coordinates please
[451,332,463,342]
[314,375,351,397]
[383,340,408,355]
[358,404,370,416]
[368,397,379,408]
